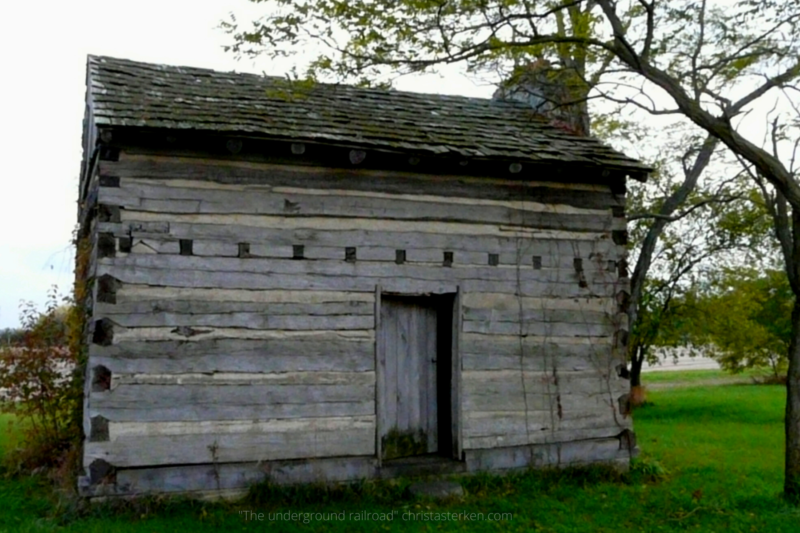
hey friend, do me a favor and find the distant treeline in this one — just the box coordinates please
[1,328,27,346]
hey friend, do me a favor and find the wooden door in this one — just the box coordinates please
[378,297,439,459]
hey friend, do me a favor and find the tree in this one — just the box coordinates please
[689,268,792,379]
[224,0,800,500]
[0,328,26,346]
[626,149,775,396]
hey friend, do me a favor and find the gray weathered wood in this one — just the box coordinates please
[452,287,463,460]
[464,406,624,436]
[99,159,621,210]
[97,265,618,298]
[464,424,631,449]
[424,305,438,454]
[88,336,378,383]
[96,300,373,316]
[461,333,613,357]
[463,307,609,324]
[99,178,615,230]
[85,417,376,467]
[90,352,373,375]
[379,297,439,457]
[90,335,373,358]
[91,381,374,411]
[462,319,612,337]
[110,370,373,387]
[462,369,623,392]
[95,254,623,299]
[106,436,626,496]
[97,221,625,261]
[379,299,397,446]
[113,456,378,495]
[103,313,373,330]
[462,353,612,372]
[110,326,375,343]
[463,293,615,313]
[98,252,616,281]
[112,237,625,270]
[114,286,375,304]
[90,400,375,423]
[81,146,636,489]
[374,285,383,465]
[464,438,627,472]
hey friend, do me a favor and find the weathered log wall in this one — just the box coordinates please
[81,151,632,495]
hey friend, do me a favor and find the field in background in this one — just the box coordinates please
[0,375,797,532]
[642,368,766,386]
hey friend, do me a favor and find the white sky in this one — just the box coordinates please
[0,0,491,329]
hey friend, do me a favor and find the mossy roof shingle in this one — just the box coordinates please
[87,55,649,175]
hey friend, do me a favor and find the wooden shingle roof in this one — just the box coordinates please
[86,55,650,177]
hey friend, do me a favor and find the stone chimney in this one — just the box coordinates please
[493,59,590,136]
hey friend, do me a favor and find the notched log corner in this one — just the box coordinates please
[614,329,629,350]
[98,204,121,223]
[99,146,120,162]
[96,275,122,304]
[92,319,114,346]
[617,258,629,278]
[89,459,116,485]
[617,394,632,417]
[89,416,110,442]
[99,175,120,188]
[612,230,628,246]
[118,237,132,253]
[617,429,636,452]
[92,365,112,392]
[616,290,630,314]
[97,233,116,258]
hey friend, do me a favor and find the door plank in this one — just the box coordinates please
[379,296,443,459]
[425,305,439,453]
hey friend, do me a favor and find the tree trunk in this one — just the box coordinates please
[630,345,644,388]
[630,344,647,406]
[785,299,800,502]
[762,194,800,503]
[626,136,716,402]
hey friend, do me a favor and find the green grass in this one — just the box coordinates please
[1,385,798,532]
[0,412,21,459]
[642,368,766,385]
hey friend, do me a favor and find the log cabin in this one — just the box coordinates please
[76,55,650,498]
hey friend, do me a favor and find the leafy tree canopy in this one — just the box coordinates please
[688,268,793,377]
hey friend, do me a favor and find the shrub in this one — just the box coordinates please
[0,287,82,476]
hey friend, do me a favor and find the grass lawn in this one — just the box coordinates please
[642,368,767,385]
[1,384,798,532]
[0,412,17,455]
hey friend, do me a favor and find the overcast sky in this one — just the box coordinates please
[0,0,492,329]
